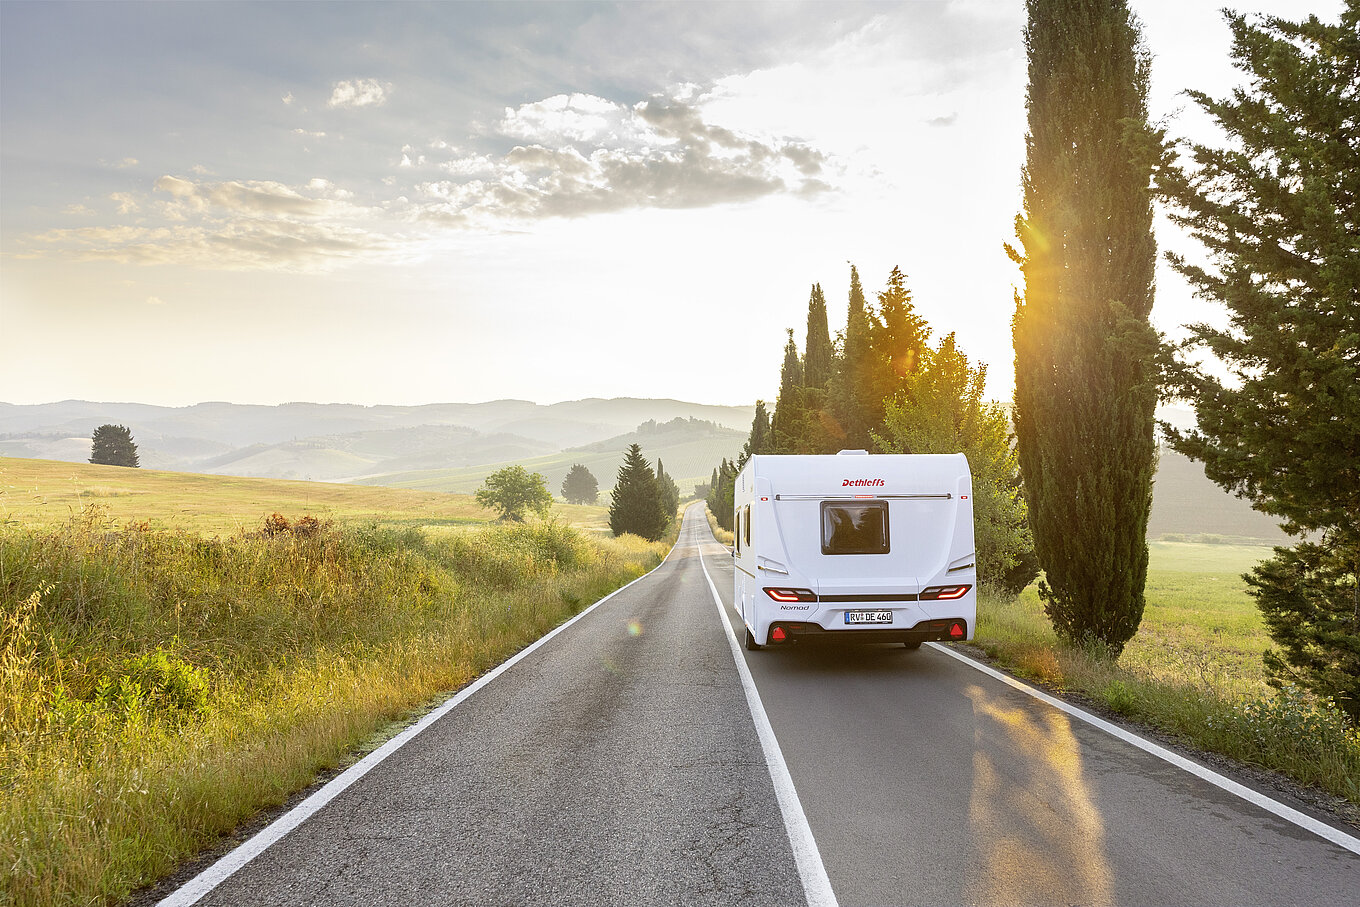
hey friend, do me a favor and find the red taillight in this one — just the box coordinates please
[921,584,972,601]
[772,626,787,642]
[949,622,965,639]
[764,587,817,603]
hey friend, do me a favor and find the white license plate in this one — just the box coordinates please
[844,610,893,625]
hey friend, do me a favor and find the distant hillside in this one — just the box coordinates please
[1148,446,1288,544]
[360,417,748,497]
[0,398,756,483]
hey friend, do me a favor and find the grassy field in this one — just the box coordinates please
[976,541,1360,806]
[0,460,664,907]
[0,457,610,536]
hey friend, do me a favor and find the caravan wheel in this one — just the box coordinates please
[744,627,762,651]
[903,640,922,650]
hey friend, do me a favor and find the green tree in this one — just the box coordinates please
[89,424,139,468]
[560,463,599,505]
[655,458,680,524]
[1247,543,1360,721]
[827,264,874,450]
[875,334,1035,597]
[769,328,806,453]
[1155,2,1360,712]
[738,400,772,468]
[1008,0,1159,655]
[869,266,929,409]
[609,444,668,541]
[896,341,1044,600]
[475,465,553,522]
[706,457,737,532]
[803,283,833,389]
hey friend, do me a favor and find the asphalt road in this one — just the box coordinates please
[166,505,1359,906]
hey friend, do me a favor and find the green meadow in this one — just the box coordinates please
[0,459,663,906]
[0,456,611,535]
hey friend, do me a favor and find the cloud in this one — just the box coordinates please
[499,93,629,144]
[111,193,139,215]
[30,175,396,271]
[146,296,165,305]
[293,128,327,138]
[21,88,835,270]
[925,113,958,127]
[411,91,831,224]
[327,79,389,109]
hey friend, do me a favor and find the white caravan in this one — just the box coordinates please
[731,451,976,650]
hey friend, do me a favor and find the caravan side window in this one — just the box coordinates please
[735,509,743,554]
[743,505,752,549]
[821,500,890,555]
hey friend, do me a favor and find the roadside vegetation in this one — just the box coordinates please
[0,502,667,907]
[975,541,1360,807]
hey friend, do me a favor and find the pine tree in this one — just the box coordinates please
[870,266,929,407]
[803,283,833,389]
[560,463,599,505]
[89,424,140,468]
[1155,2,1360,713]
[738,400,772,468]
[609,443,668,541]
[769,328,806,453]
[1009,0,1159,655]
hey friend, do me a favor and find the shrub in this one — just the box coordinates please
[107,649,211,720]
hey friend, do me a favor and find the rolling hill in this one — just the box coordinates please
[360,417,748,497]
[0,398,756,484]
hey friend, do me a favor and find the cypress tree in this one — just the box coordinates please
[1009,0,1159,655]
[828,265,875,450]
[609,443,668,541]
[1156,2,1360,714]
[89,424,140,468]
[706,458,737,531]
[738,400,772,468]
[769,328,805,453]
[803,284,833,389]
[655,457,680,524]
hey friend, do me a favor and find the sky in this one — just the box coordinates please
[0,0,1342,409]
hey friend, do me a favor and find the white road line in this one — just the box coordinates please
[929,642,1360,857]
[158,547,677,907]
[696,528,839,907]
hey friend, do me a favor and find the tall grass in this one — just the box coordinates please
[0,507,665,906]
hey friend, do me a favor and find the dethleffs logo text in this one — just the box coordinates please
[842,478,885,487]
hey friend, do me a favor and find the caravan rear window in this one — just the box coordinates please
[820,500,890,555]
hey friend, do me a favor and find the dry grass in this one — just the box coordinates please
[0,508,665,906]
[704,505,733,546]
